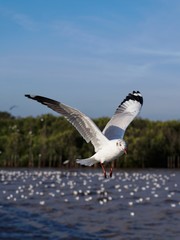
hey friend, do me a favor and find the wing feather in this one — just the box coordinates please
[25,95,109,152]
[103,91,143,139]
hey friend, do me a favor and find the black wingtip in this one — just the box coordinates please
[132,90,140,94]
[24,94,61,107]
[25,94,35,99]
[121,90,143,106]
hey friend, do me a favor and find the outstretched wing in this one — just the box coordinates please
[25,95,109,152]
[103,91,143,140]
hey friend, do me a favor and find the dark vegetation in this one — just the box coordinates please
[0,111,179,168]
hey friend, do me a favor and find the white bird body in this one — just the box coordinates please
[25,90,143,178]
[77,139,126,166]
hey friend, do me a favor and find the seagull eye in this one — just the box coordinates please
[119,142,122,146]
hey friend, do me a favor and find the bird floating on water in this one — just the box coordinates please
[25,91,143,178]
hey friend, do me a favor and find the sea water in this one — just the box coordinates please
[0,168,179,240]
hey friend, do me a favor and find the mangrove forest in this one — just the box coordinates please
[0,111,179,168]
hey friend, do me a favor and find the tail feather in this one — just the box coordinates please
[76,158,97,166]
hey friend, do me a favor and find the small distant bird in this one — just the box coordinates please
[25,91,143,178]
[9,105,17,111]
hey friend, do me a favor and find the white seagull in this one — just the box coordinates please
[25,91,143,178]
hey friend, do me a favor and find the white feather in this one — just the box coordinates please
[103,91,143,139]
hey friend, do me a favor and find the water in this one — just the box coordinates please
[0,169,179,240]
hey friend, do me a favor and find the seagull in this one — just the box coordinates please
[25,91,143,178]
[9,105,18,111]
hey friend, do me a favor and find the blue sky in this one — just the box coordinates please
[1,0,180,120]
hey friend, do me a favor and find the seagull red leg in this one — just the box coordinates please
[100,162,107,178]
[109,166,113,178]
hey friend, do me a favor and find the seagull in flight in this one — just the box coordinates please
[25,91,143,178]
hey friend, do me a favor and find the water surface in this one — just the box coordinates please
[0,169,179,239]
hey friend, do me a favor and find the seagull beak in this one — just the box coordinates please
[124,149,127,155]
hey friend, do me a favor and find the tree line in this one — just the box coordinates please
[0,111,179,168]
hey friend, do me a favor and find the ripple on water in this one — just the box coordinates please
[0,169,179,239]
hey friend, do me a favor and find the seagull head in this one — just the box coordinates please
[116,139,127,155]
